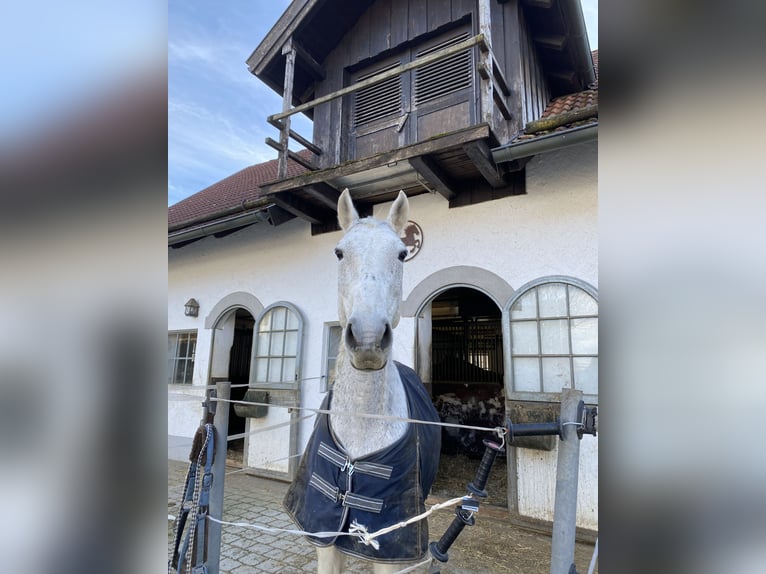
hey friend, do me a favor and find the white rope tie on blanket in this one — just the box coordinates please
[207,494,469,550]
[347,494,470,549]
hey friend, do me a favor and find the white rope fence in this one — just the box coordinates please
[168,385,508,571]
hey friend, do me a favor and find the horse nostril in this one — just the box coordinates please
[381,322,392,351]
[345,322,357,349]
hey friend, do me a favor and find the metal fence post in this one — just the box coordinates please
[207,381,230,574]
[550,388,583,574]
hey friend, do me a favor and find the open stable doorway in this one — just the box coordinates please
[428,287,507,507]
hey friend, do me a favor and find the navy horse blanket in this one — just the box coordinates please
[283,362,441,562]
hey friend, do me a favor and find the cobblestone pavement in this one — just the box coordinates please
[168,460,597,573]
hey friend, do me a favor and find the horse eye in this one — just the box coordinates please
[334,248,344,260]
[398,250,407,261]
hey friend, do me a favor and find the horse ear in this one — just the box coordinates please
[387,190,409,235]
[337,188,359,231]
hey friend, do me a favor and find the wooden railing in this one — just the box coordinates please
[268,33,512,179]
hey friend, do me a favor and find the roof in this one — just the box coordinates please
[514,49,598,142]
[168,151,311,231]
[248,0,594,102]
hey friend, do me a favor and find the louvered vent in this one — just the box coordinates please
[415,33,472,107]
[354,63,402,128]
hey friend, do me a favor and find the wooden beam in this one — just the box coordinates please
[408,155,457,200]
[462,140,506,188]
[267,117,322,155]
[265,205,296,226]
[269,34,485,123]
[292,40,325,80]
[302,183,340,210]
[260,124,491,195]
[269,192,333,225]
[278,41,296,179]
[477,0,493,125]
[535,35,568,51]
[266,137,318,171]
[493,89,513,120]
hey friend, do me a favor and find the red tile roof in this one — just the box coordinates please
[516,50,598,141]
[540,50,598,118]
[168,151,311,229]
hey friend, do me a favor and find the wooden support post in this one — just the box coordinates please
[278,41,296,179]
[477,0,494,126]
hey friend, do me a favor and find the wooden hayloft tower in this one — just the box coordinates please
[247,0,595,234]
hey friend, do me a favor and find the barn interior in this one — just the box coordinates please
[428,287,507,507]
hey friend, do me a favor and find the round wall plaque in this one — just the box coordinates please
[400,220,423,261]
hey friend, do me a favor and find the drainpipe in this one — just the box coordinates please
[491,123,597,165]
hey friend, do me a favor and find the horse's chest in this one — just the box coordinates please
[330,417,408,461]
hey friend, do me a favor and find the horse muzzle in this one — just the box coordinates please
[345,319,392,371]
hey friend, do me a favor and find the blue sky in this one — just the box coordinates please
[168,0,598,206]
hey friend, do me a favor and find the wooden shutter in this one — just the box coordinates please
[354,63,403,127]
[414,32,472,107]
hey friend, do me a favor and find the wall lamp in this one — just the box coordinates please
[184,298,200,317]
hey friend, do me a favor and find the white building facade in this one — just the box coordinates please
[168,140,597,531]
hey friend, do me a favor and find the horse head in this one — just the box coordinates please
[335,188,409,371]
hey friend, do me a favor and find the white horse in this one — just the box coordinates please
[284,189,440,574]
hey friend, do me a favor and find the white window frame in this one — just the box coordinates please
[321,322,342,393]
[503,276,598,405]
[168,330,197,386]
[250,302,305,390]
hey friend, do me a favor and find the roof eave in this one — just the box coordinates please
[491,122,598,164]
[168,207,274,247]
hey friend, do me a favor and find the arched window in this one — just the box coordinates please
[251,303,304,389]
[506,277,598,404]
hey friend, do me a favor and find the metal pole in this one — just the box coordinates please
[207,381,231,574]
[550,388,583,574]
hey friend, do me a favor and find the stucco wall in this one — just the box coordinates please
[168,140,597,524]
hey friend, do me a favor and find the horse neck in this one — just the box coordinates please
[330,345,409,459]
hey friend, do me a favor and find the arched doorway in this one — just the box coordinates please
[209,307,256,465]
[427,287,507,507]
[225,309,254,465]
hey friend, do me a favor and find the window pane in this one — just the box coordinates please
[282,358,296,382]
[185,359,195,384]
[255,358,269,382]
[286,309,300,330]
[268,358,283,382]
[571,318,598,355]
[284,331,299,355]
[188,336,196,358]
[540,319,569,355]
[511,321,538,354]
[574,357,598,394]
[569,287,598,316]
[510,290,537,319]
[168,335,178,357]
[542,357,572,392]
[258,310,273,332]
[538,284,567,317]
[270,331,285,356]
[272,307,287,330]
[168,359,175,385]
[256,332,270,356]
[327,358,337,384]
[329,326,341,358]
[178,336,188,358]
[174,361,186,385]
[513,358,540,392]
